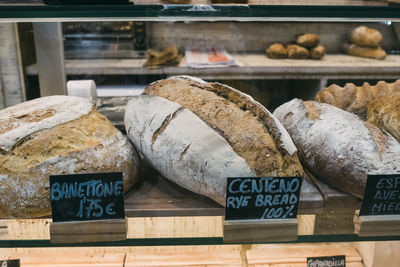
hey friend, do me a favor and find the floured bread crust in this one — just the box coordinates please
[0,96,140,218]
[367,92,400,142]
[273,99,400,199]
[144,76,302,177]
[125,76,303,206]
[0,95,93,152]
[315,80,400,119]
[125,95,256,205]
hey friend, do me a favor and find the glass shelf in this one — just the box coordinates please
[0,5,399,22]
[1,235,400,248]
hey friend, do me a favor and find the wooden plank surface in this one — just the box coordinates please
[305,168,361,213]
[354,211,400,237]
[50,218,127,244]
[304,168,363,235]
[25,54,400,79]
[223,219,298,243]
[125,250,242,266]
[19,253,125,267]
[0,244,367,267]
[299,173,324,214]
[247,246,363,266]
[124,166,323,217]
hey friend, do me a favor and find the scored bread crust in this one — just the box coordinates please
[315,80,400,119]
[125,95,256,205]
[367,92,400,142]
[0,95,93,152]
[0,96,140,218]
[125,76,303,206]
[273,99,400,199]
[143,76,302,177]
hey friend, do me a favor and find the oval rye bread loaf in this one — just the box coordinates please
[124,76,303,206]
[0,95,140,218]
[273,99,400,199]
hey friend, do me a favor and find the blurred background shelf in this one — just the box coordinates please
[25,54,400,79]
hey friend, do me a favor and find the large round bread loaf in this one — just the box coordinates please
[0,95,140,218]
[125,76,303,206]
[273,99,400,199]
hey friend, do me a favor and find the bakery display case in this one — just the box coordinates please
[0,1,400,266]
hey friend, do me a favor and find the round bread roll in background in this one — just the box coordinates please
[266,43,287,59]
[287,44,309,59]
[0,95,141,218]
[296,33,320,48]
[310,45,326,60]
[125,76,303,206]
[350,26,383,47]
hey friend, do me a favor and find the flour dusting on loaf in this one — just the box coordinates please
[0,96,93,152]
[125,76,303,206]
[125,95,256,205]
[0,96,140,218]
[273,99,400,199]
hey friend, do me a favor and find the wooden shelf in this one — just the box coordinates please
[304,168,363,235]
[26,54,400,80]
[124,166,324,217]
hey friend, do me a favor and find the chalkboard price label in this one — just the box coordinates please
[225,177,302,221]
[360,174,400,216]
[0,259,20,267]
[307,255,345,267]
[50,172,125,223]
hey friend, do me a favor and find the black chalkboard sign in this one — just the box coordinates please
[225,177,302,221]
[307,255,345,267]
[0,260,20,267]
[50,172,125,222]
[360,174,400,216]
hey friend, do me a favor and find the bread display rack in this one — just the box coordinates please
[1,2,400,267]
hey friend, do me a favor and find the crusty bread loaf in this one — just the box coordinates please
[367,92,400,142]
[350,26,382,47]
[273,99,400,199]
[310,45,326,60]
[287,44,309,59]
[266,43,287,59]
[125,76,303,206]
[296,33,320,48]
[343,43,386,60]
[315,80,400,119]
[0,96,140,218]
